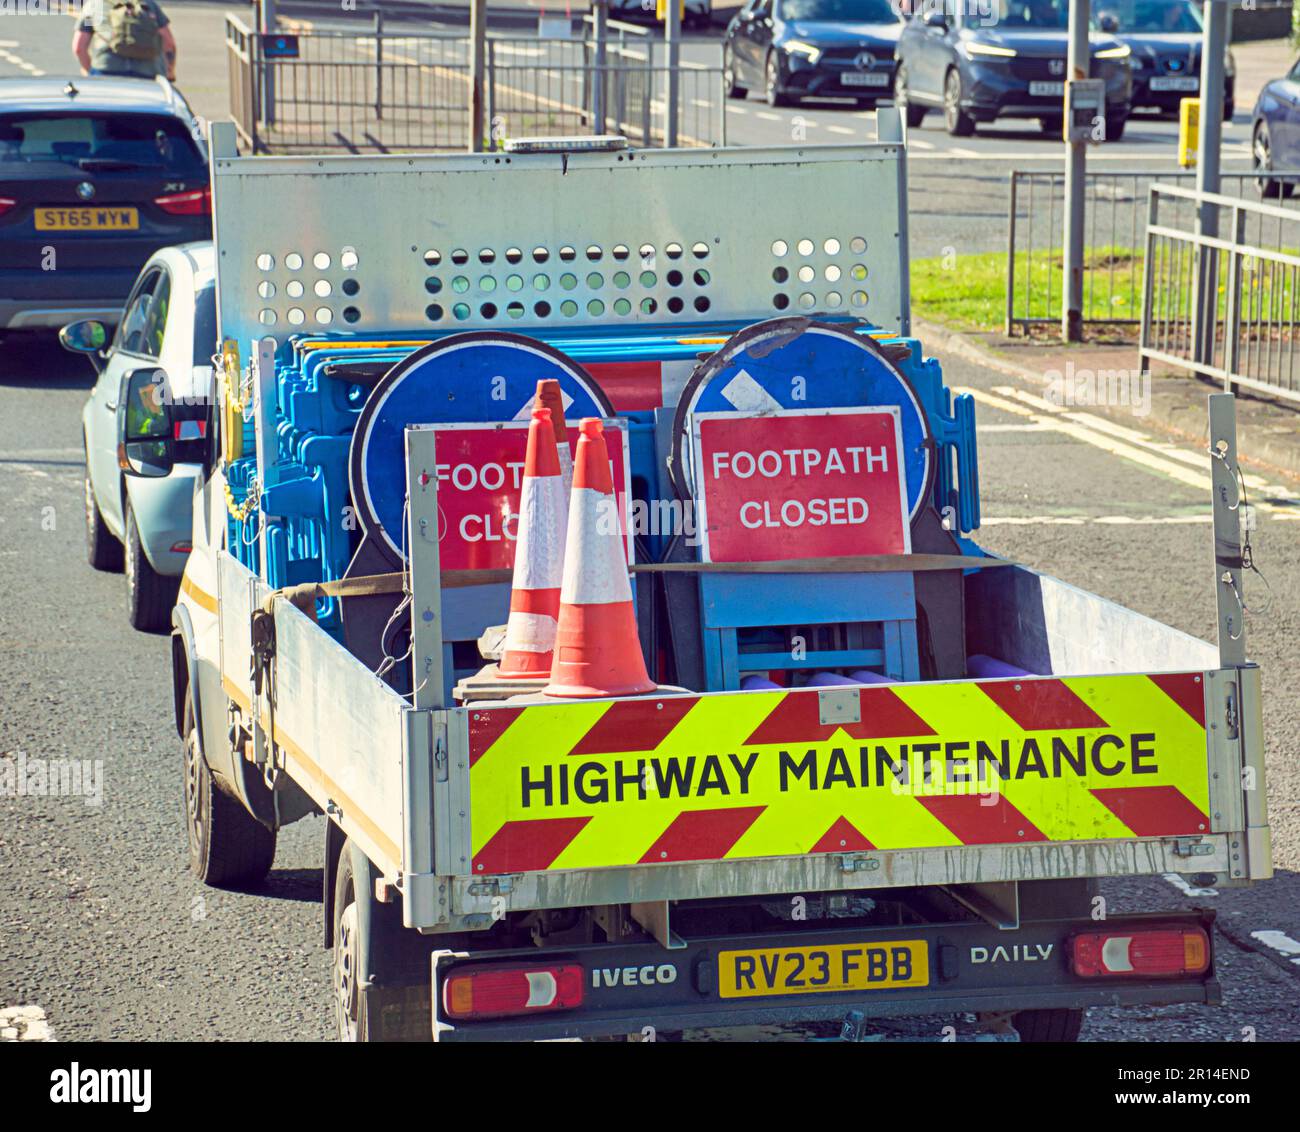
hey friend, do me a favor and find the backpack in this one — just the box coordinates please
[103,0,162,61]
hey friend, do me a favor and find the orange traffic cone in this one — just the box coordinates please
[544,418,655,699]
[535,378,573,494]
[496,407,568,679]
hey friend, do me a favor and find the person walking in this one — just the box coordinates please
[72,0,178,81]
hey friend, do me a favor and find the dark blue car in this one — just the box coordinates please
[1098,0,1234,119]
[0,76,211,337]
[723,0,903,108]
[1252,58,1300,198]
[896,0,1133,138]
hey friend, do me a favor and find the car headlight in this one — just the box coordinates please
[783,39,822,63]
[964,42,1017,57]
[1094,43,1131,59]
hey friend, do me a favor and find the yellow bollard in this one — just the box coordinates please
[1178,98,1200,168]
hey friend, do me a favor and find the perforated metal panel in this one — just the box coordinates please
[209,125,909,347]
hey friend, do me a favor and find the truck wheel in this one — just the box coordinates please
[182,693,276,888]
[1011,1007,1084,1043]
[84,457,123,572]
[333,847,369,1041]
[125,500,180,633]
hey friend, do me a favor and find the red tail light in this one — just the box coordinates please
[0,197,16,216]
[154,187,211,216]
[1072,928,1210,978]
[442,963,584,1021]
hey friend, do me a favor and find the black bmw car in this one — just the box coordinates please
[896,0,1133,138]
[1097,0,1234,119]
[723,0,903,108]
[0,76,211,336]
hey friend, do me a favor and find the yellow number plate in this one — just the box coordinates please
[719,941,928,999]
[35,207,139,231]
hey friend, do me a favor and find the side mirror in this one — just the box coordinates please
[117,367,175,478]
[1098,13,1119,33]
[59,319,107,371]
[924,9,948,30]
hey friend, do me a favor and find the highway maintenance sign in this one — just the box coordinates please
[430,419,631,571]
[691,406,911,563]
[465,672,1212,874]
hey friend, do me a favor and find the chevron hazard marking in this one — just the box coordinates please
[467,673,1212,873]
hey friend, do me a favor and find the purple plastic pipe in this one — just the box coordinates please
[967,654,1033,679]
[741,675,782,690]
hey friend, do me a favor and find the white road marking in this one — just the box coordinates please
[956,384,1300,519]
[0,40,20,47]
[727,105,749,115]
[978,422,1054,433]
[826,125,855,136]
[906,136,935,150]
[947,147,979,159]
[0,1005,54,1042]
[756,111,780,121]
[1250,930,1300,964]
[982,514,1212,526]
[1163,873,1218,897]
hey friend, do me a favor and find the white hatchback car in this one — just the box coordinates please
[61,242,216,631]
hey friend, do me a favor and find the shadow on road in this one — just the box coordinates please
[256,867,324,905]
[0,332,97,391]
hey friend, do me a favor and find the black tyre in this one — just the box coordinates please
[1254,121,1293,199]
[723,45,746,98]
[84,454,123,572]
[1104,113,1127,142]
[1223,98,1234,123]
[1037,116,1063,138]
[125,499,180,633]
[765,51,793,108]
[943,69,974,137]
[1012,1007,1084,1043]
[182,693,276,888]
[333,845,369,1042]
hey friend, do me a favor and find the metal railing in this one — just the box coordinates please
[1140,183,1300,405]
[1005,168,1300,334]
[225,13,725,154]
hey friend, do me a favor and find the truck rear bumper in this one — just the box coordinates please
[431,909,1218,1041]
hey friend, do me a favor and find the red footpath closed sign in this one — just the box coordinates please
[431,420,632,571]
[692,407,910,563]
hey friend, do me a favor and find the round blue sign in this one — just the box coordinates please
[671,319,933,520]
[349,332,611,566]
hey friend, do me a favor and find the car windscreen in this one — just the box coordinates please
[0,112,206,174]
[1096,0,1202,33]
[193,284,217,366]
[781,0,901,22]
[984,0,1071,30]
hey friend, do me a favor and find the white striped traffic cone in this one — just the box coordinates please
[544,418,655,699]
[496,406,568,679]
[535,378,573,495]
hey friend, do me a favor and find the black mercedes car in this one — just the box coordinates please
[896,0,1133,138]
[723,0,903,108]
[0,76,211,336]
[1098,0,1234,119]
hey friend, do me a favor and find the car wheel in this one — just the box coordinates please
[897,63,926,128]
[765,51,793,108]
[1223,98,1234,123]
[125,498,180,633]
[723,45,746,98]
[1038,116,1062,138]
[943,68,974,137]
[84,454,123,573]
[1254,121,1291,198]
[1012,1007,1084,1043]
[1103,112,1126,142]
[182,691,276,889]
